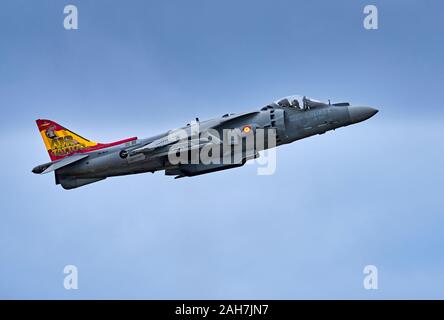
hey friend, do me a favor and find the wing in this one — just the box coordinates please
[128,111,260,158]
[207,111,260,130]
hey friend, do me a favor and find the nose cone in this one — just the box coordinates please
[348,106,378,124]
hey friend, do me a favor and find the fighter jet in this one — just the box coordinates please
[32,95,378,189]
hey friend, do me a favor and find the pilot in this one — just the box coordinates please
[302,96,309,110]
[278,99,291,108]
[291,99,300,110]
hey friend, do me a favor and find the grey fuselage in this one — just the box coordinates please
[50,102,378,189]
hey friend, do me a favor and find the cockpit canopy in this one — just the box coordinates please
[273,95,327,110]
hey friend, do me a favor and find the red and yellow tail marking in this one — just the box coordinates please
[36,119,137,161]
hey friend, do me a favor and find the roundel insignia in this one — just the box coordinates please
[242,125,252,134]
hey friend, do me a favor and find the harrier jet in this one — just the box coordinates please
[32,95,378,189]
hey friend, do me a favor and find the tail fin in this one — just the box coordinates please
[36,119,100,161]
[36,119,137,161]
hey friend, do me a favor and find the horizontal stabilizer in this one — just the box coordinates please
[35,154,89,174]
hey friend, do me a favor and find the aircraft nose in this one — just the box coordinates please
[348,106,378,124]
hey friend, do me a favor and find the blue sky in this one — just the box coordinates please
[1,0,443,299]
